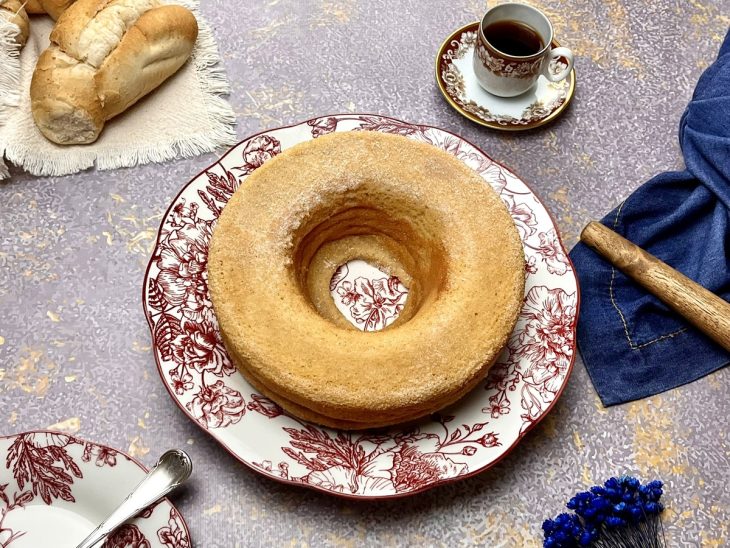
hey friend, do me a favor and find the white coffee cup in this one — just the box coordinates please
[472,3,574,97]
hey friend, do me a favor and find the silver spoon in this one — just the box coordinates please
[75,449,193,548]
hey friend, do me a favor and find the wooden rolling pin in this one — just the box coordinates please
[580,221,730,352]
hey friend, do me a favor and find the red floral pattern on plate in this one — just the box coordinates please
[354,115,428,136]
[186,379,246,429]
[486,285,577,433]
[103,524,150,548]
[349,277,407,331]
[246,393,283,419]
[534,229,570,275]
[172,320,231,376]
[331,260,409,331]
[143,114,579,498]
[0,432,191,547]
[82,442,118,468]
[329,263,348,291]
[249,415,497,495]
[157,509,190,548]
[148,187,244,430]
[517,287,576,392]
[234,135,282,175]
[307,116,338,138]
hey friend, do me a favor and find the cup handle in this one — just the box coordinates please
[544,47,574,82]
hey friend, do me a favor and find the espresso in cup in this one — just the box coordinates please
[484,20,544,57]
[473,4,574,97]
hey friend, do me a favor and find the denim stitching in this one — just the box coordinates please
[632,327,688,349]
[607,200,687,350]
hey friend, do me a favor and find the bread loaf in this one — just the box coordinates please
[32,47,104,143]
[30,0,197,145]
[1,0,78,51]
[0,0,30,46]
[24,0,78,19]
[24,0,44,13]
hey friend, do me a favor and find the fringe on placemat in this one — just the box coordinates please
[0,0,237,179]
[94,0,237,173]
[0,19,22,179]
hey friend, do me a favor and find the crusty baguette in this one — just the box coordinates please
[96,5,197,118]
[25,0,78,19]
[31,47,105,143]
[24,0,46,14]
[51,0,159,67]
[0,0,30,46]
[31,0,197,145]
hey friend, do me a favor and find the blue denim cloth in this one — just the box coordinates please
[569,30,730,406]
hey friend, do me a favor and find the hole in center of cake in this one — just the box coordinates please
[329,259,409,332]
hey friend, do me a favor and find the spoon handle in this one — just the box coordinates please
[75,449,192,548]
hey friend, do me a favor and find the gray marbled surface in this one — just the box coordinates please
[1,0,729,546]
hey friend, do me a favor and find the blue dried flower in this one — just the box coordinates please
[579,528,598,546]
[640,480,664,503]
[605,515,626,529]
[543,476,667,547]
[542,513,585,548]
[645,501,664,515]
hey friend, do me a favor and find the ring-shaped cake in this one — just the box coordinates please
[208,131,525,429]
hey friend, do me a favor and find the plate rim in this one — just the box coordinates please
[142,113,581,500]
[435,21,576,131]
[0,429,193,544]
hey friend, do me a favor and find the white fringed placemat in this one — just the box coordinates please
[0,1,237,179]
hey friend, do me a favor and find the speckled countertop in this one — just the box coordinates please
[1,1,728,546]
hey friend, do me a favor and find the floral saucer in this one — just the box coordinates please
[0,431,191,548]
[436,22,576,131]
[143,114,579,499]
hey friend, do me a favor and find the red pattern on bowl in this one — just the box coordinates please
[142,114,579,499]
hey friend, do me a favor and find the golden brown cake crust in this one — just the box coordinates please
[208,131,525,430]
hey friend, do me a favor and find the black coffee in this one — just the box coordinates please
[484,20,544,57]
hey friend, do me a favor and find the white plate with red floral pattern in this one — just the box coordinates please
[0,431,191,547]
[143,114,579,499]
